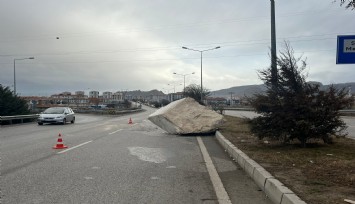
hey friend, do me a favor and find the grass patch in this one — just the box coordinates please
[219,115,355,204]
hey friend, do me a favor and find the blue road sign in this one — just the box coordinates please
[337,35,355,64]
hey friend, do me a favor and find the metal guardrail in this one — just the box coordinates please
[0,109,143,125]
[0,114,39,125]
[223,108,355,116]
[222,107,255,111]
[339,110,355,113]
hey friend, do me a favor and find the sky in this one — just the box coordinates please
[0,0,354,96]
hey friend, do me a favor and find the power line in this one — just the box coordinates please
[0,49,335,65]
[0,7,347,43]
[0,33,348,58]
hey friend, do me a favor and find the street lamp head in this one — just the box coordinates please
[29,57,34,59]
[215,46,221,49]
[192,72,195,74]
[173,72,177,74]
[182,46,188,49]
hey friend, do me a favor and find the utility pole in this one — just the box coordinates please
[270,0,277,89]
[229,92,234,106]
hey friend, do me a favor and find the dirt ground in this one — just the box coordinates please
[218,115,355,204]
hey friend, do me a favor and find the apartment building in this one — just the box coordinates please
[102,91,113,103]
[22,89,170,110]
[113,92,124,102]
[89,91,99,98]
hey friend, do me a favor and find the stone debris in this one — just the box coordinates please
[148,97,224,134]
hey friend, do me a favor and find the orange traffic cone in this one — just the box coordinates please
[128,118,133,124]
[53,133,68,149]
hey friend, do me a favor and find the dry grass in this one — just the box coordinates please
[219,115,355,204]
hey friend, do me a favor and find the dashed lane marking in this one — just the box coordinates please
[109,129,123,135]
[57,140,93,154]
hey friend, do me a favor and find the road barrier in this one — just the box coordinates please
[0,109,144,126]
[0,114,38,125]
[223,108,355,116]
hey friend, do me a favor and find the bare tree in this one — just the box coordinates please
[184,84,210,105]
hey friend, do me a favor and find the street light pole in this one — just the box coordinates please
[270,0,277,89]
[13,57,34,95]
[168,83,182,101]
[173,72,195,95]
[182,46,220,103]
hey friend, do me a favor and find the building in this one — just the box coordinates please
[21,89,173,110]
[167,92,183,102]
[112,92,124,102]
[102,91,113,103]
[75,91,85,96]
[89,91,99,98]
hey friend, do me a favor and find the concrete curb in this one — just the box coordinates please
[215,131,307,204]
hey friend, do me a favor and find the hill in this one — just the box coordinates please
[211,84,266,99]
[126,82,354,100]
[211,82,355,99]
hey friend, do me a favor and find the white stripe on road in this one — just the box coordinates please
[197,137,232,204]
[109,129,123,135]
[57,141,93,154]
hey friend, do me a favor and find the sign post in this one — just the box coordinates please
[337,35,355,64]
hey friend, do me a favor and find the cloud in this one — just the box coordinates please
[0,0,354,96]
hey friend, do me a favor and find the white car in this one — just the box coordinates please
[38,107,75,125]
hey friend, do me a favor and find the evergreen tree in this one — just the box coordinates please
[337,0,355,9]
[250,43,353,147]
[0,85,30,116]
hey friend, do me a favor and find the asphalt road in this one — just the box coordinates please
[1,107,271,204]
[225,110,355,140]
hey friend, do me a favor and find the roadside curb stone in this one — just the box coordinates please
[215,131,306,204]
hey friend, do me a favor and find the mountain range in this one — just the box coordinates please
[125,82,354,99]
[210,82,355,99]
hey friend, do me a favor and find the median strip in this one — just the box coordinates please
[57,141,93,154]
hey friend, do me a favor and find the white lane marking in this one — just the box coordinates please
[109,129,123,135]
[197,137,232,204]
[57,141,93,154]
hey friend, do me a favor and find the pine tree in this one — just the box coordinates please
[338,0,355,9]
[250,43,353,147]
[0,85,30,116]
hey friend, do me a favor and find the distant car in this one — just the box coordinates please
[38,107,75,125]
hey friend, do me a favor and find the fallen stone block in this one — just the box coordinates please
[148,97,224,134]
